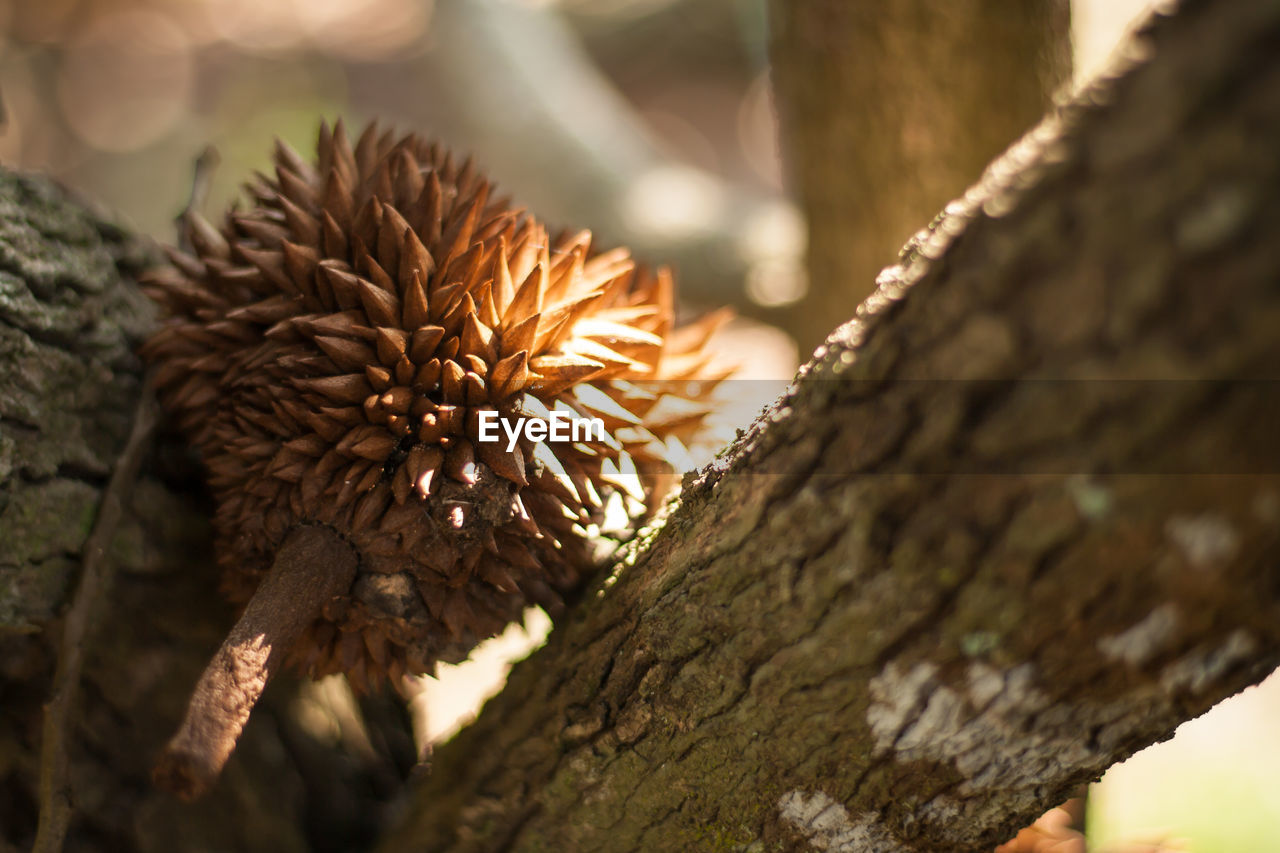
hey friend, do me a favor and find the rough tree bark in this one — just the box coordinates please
[770,0,1072,351]
[378,0,1280,850]
[2,0,1278,851]
[0,171,412,852]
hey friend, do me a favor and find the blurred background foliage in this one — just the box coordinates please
[0,0,799,326]
[0,0,1276,849]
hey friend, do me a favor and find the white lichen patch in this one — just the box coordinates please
[777,790,907,852]
[1164,513,1239,569]
[1097,603,1180,667]
[966,662,1007,711]
[1160,630,1257,694]
[893,683,968,757]
[862,625,1265,839]
[867,661,1101,795]
[867,662,939,754]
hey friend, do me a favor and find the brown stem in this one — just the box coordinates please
[153,524,358,800]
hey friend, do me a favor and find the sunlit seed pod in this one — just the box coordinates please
[141,119,730,798]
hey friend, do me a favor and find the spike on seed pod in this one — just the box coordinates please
[140,120,729,799]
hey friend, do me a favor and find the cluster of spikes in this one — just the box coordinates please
[142,120,730,699]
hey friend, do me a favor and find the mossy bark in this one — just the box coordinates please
[0,170,411,852]
[380,1,1280,850]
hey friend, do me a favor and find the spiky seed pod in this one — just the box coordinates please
[142,120,729,797]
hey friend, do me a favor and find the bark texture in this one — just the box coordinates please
[380,1,1280,850]
[770,0,1071,351]
[0,170,412,852]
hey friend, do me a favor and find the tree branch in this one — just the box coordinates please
[381,1,1280,849]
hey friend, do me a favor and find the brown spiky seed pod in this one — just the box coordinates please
[141,120,729,797]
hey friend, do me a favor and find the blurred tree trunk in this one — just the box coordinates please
[770,0,1071,352]
[5,0,1280,851]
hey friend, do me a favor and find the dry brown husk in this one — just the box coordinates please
[142,120,729,692]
